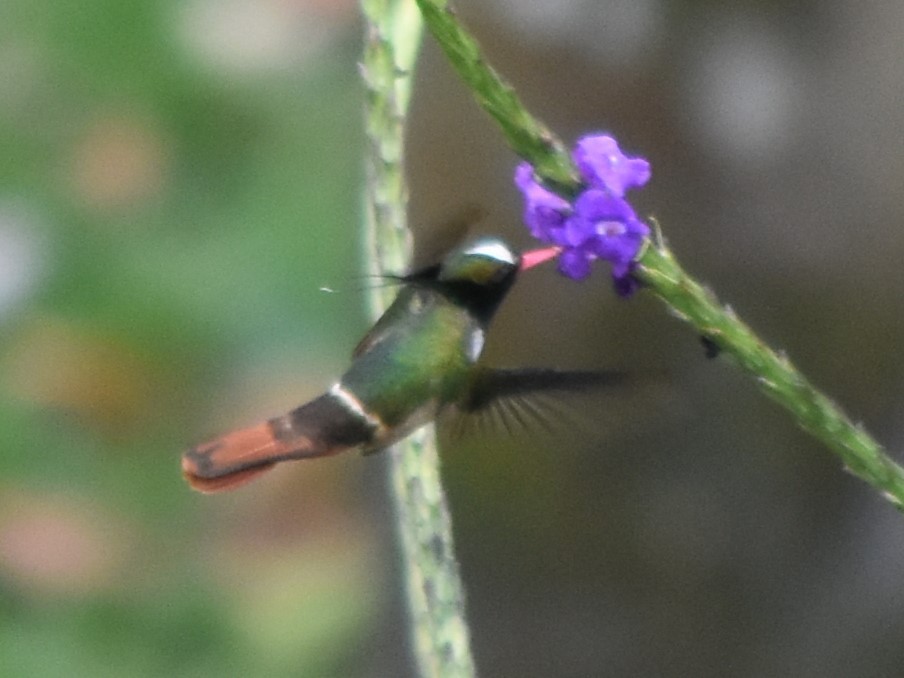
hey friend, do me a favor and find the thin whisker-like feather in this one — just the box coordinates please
[494,398,517,439]
[518,396,557,434]
[506,397,534,433]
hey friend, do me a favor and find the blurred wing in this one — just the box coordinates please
[412,204,488,270]
[462,368,628,413]
[439,367,630,447]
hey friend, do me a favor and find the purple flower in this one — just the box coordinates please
[573,135,651,198]
[515,134,650,294]
[568,189,648,278]
[514,163,570,241]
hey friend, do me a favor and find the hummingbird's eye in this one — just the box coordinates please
[484,262,516,284]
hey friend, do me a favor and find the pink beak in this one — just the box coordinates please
[520,245,562,271]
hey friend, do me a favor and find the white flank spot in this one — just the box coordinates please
[467,329,486,362]
[465,240,516,265]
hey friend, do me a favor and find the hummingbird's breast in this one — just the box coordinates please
[337,287,482,446]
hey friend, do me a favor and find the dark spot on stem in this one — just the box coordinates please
[700,335,721,359]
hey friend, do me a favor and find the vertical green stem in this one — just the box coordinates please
[360,1,478,675]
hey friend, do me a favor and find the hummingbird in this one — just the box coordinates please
[182,236,617,493]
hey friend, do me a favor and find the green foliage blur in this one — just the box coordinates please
[0,1,393,675]
[7,1,904,676]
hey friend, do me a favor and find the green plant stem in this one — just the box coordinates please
[360,1,478,676]
[636,243,904,510]
[412,0,904,511]
[412,0,579,194]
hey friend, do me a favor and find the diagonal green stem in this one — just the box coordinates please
[412,0,904,512]
[636,242,904,511]
[412,0,579,195]
[360,1,478,676]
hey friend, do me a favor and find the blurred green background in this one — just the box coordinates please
[0,1,390,676]
[3,1,904,676]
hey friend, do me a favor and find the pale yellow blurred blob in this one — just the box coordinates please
[68,113,169,214]
[2,315,159,437]
[175,0,356,78]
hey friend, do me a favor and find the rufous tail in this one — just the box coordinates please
[182,422,318,493]
[182,392,378,493]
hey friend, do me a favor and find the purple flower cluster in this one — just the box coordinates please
[515,134,650,294]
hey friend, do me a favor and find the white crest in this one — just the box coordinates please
[464,239,517,265]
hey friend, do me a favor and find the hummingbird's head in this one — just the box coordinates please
[434,237,521,323]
